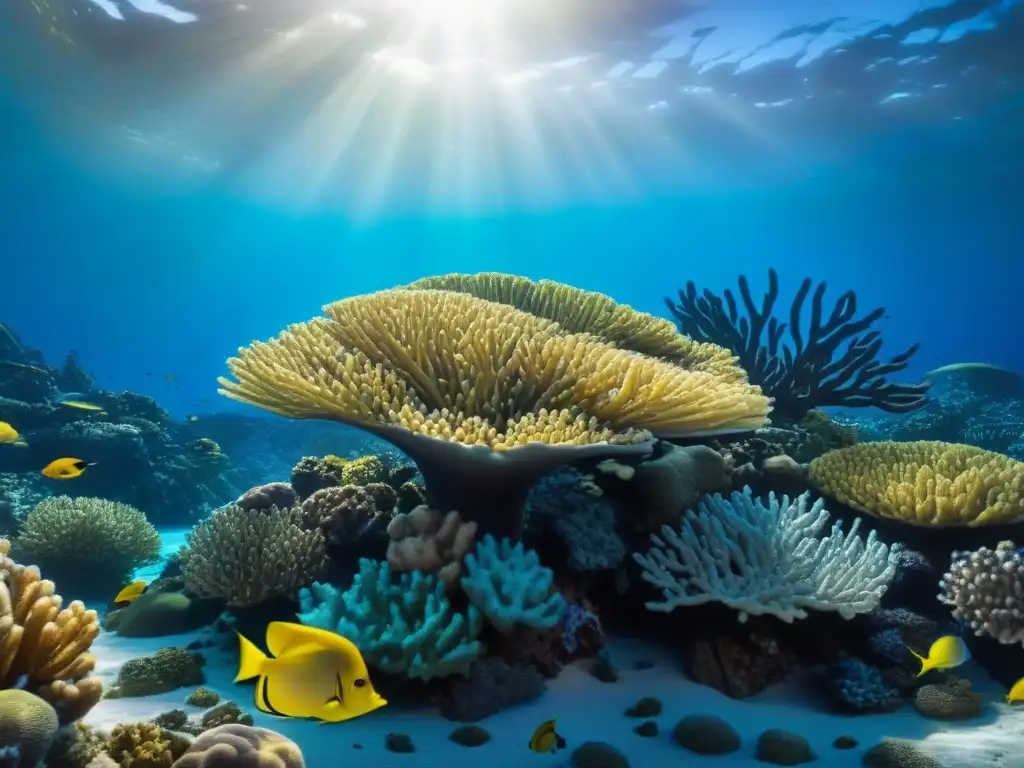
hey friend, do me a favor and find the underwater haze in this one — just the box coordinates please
[3,2,1024,768]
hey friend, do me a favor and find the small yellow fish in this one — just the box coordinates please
[42,458,96,479]
[234,622,387,723]
[1007,677,1024,704]
[907,635,971,677]
[113,580,148,606]
[0,422,19,444]
[528,718,566,754]
[60,400,106,413]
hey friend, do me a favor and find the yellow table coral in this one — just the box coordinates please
[808,441,1024,527]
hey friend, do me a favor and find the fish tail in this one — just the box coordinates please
[915,660,933,678]
[234,631,267,682]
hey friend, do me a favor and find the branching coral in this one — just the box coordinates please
[0,539,102,723]
[407,272,741,376]
[14,496,161,598]
[218,284,770,540]
[809,441,1024,527]
[632,489,900,622]
[938,540,1024,645]
[665,268,928,417]
[298,559,483,681]
[179,505,327,608]
[386,505,478,584]
[106,722,174,767]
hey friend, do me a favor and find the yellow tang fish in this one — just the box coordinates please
[234,622,387,723]
[42,458,96,479]
[60,400,106,413]
[907,635,971,677]
[113,580,148,606]
[0,422,19,444]
[1007,677,1024,704]
[528,718,566,754]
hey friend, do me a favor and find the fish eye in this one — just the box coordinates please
[354,678,367,688]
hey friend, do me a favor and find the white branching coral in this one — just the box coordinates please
[938,540,1024,645]
[632,488,901,623]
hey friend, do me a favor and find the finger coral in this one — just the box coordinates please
[809,441,1024,527]
[632,489,899,622]
[406,272,741,377]
[218,285,771,539]
[0,538,103,724]
[179,505,327,608]
[938,540,1024,645]
[14,496,161,599]
[386,505,478,585]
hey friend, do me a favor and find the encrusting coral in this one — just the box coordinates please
[386,505,478,585]
[938,540,1024,645]
[179,505,327,608]
[106,647,205,698]
[218,281,771,540]
[298,559,483,681]
[632,489,900,623]
[14,496,161,599]
[809,440,1024,526]
[0,538,103,723]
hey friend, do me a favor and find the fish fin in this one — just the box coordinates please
[266,621,357,659]
[235,631,268,682]
[905,645,924,661]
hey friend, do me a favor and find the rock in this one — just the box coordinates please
[386,733,415,753]
[624,697,661,718]
[113,590,222,638]
[671,715,741,755]
[913,677,983,720]
[449,726,490,747]
[682,629,795,698]
[438,658,545,722]
[633,721,658,738]
[862,738,942,768]
[570,741,630,768]
[833,736,858,750]
[755,729,817,765]
[591,649,619,683]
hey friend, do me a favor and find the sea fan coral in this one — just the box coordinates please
[809,441,1024,527]
[218,284,770,539]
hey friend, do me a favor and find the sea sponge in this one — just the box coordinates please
[14,496,161,598]
[106,648,205,698]
[0,690,59,767]
[179,505,327,608]
[386,505,478,584]
[406,272,742,377]
[808,441,1024,526]
[938,540,1024,645]
[218,285,770,540]
[171,724,304,768]
[105,723,173,767]
[0,539,103,723]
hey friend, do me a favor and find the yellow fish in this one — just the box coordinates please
[528,718,566,754]
[59,400,106,413]
[907,635,971,677]
[42,458,96,479]
[113,580,148,606]
[234,622,387,723]
[1007,677,1024,704]
[0,422,19,444]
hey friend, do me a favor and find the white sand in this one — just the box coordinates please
[82,627,1024,768]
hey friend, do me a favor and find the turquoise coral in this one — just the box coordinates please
[297,559,483,681]
[461,535,566,631]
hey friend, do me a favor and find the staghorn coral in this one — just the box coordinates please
[171,724,304,768]
[218,285,770,540]
[666,268,927,417]
[386,505,478,584]
[105,723,173,767]
[406,272,741,376]
[633,489,899,623]
[809,441,1024,527]
[179,505,326,608]
[14,496,161,599]
[298,559,483,681]
[0,539,102,723]
[938,540,1024,645]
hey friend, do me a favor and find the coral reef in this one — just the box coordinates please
[13,496,161,599]
[0,538,103,724]
[809,440,1024,526]
[633,489,899,622]
[938,540,1024,644]
[217,279,770,540]
[298,485,391,548]
[626,443,732,531]
[106,648,205,698]
[665,268,927,417]
[298,559,484,680]
[179,505,327,608]
[386,505,478,584]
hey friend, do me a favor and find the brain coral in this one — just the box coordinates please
[218,283,770,540]
[809,441,1024,526]
[172,724,304,768]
